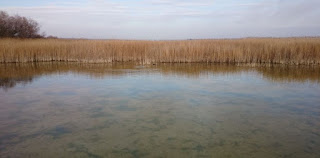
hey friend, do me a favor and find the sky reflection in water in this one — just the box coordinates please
[0,63,319,158]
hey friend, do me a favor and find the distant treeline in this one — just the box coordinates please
[0,38,320,65]
[0,11,47,38]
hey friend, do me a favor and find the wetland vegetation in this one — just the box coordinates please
[1,38,320,65]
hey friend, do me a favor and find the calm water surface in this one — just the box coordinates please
[0,63,320,158]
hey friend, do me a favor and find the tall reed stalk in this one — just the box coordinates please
[0,38,319,65]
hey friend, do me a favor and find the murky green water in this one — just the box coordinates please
[0,63,320,158]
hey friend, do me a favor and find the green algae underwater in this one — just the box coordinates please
[0,63,320,158]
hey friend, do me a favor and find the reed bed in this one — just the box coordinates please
[0,38,320,65]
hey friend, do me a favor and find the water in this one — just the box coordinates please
[0,63,319,158]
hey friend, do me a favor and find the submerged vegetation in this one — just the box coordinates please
[0,38,320,64]
[1,63,320,157]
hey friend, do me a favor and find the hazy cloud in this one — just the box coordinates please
[1,0,319,39]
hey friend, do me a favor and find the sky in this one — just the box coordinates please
[1,0,319,39]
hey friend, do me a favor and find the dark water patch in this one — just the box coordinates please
[90,112,109,118]
[114,105,137,111]
[183,139,197,144]
[210,127,216,134]
[44,126,72,139]
[233,141,240,146]
[220,91,257,99]
[0,132,44,150]
[112,148,149,158]
[304,145,315,154]
[191,119,206,127]
[89,134,101,142]
[45,91,76,96]
[189,98,200,107]
[49,100,69,107]
[271,142,283,148]
[193,144,205,152]
[147,118,160,125]
[7,110,22,119]
[167,137,176,142]
[311,132,320,137]
[89,107,112,118]
[284,106,320,116]
[166,118,176,126]
[67,143,102,158]
[86,120,118,131]
[305,120,315,126]
[102,119,119,128]
[90,107,103,112]
[15,99,40,106]
[0,133,18,146]
[140,126,163,132]
[58,91,77,96]
[208,139,226,148]
[91,99,110,106]
[251,128,264,135]
[309,140,316,145]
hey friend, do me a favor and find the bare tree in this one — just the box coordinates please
[0,11,9,37]
[0,11,43,38]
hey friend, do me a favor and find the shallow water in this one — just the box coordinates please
[0,63,320,158]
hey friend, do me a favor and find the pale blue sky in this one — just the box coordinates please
[1,0,319,39]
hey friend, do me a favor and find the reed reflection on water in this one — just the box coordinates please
[0,63,319,158]
[1,63,320,90]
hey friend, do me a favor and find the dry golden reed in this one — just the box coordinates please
[0,38,320,65]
